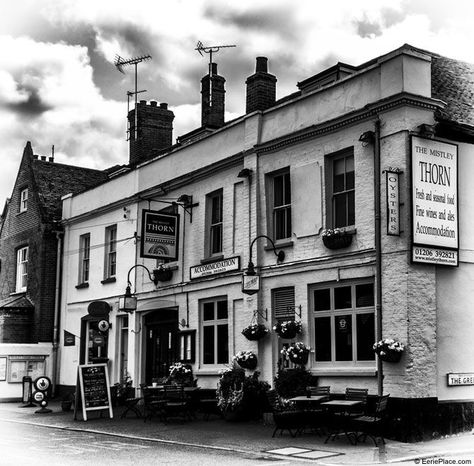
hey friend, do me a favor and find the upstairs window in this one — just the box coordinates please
[78,233,90,284]
[270,170,291,241]
[104,225,117,279]
[16,246,28,292]
[206,190,223,256]
[329,152,354,228]
[201,297,228,365]
[19,188,28,213]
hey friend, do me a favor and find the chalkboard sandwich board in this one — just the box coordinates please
[76,364,113,421]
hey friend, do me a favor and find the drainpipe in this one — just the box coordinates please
[374,119,383,397]
[52,228,63,397]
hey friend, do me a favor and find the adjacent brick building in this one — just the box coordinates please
[0,142,108,400]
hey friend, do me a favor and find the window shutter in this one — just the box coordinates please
[273,287,295,320]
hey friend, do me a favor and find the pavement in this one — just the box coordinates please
[0,400,473,464]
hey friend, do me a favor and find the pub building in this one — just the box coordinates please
[57,44,474,439]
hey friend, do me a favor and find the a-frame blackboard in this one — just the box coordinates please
[75,364,113,421]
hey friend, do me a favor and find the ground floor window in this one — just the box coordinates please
[201,297,228,365]
[311,280,375,365]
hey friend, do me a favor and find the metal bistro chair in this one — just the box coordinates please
[345,387,368,416]
[163,385,193,422]
[303,386,331,435]
[306,386,331,400]
[266,390,306,438]
[141,384,166,422]
[350,394,390,446]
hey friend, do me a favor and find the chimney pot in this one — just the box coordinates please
[48,157,54,162]
[140,100,147,105]
[150,100,157,107]
[40,156,46,161]
[256,57,268,73]
[160,103,168,109]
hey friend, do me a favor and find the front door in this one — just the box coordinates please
[144,309,178,385]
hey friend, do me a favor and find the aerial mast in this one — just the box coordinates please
[114,54,152,140]
[195,41,236,106]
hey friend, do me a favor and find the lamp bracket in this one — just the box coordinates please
[287,305,302,319]
[253,308,268,321]
[249,235,285,266]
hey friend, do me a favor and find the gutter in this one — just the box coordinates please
[52,229,63,397]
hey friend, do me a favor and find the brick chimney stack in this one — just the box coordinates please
[201,63,225,128]
[128,100,175,166]
[246,57,277,113]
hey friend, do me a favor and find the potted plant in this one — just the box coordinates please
[217,365,270,421]
[169,362,194,386]
[321,228,353,250]
[373,338,405,362]
[233,350,258,370]
[241,323,269,341]
[281,342,311,365]
[113,374,134,405]
[273,320,302,339]
[61,391,75,412]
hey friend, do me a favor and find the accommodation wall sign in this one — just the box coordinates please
[411,136,458,266]
[141,210,179,260]
[190,257,240,279]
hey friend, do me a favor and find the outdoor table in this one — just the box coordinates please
[321,400,364,444]
[288,395,327,408]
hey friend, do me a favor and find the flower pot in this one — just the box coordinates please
[289,352,309,365]
[322,233,353,250]
[242,326,268,341]
[378,350,402,363]
[61,400,73,412]
[277,328,298,339]
[237,358,258,370]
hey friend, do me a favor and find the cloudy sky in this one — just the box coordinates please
[1,0,474,204]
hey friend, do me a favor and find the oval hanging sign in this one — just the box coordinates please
[88,301,111,318]
[98,320,110,332]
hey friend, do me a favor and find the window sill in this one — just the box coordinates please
[75,282,89,289]
[322,227,357,236]
[9,291,26,296]
[310,367,376,377]
[265,240,293,251]
[195,369,226,376]
[101,277,116,284]
[200,255,224,265]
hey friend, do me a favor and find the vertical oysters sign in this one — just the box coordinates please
[411,136,458,266]
[141,210,179,260]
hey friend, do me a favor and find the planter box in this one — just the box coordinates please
[322,233,353,250]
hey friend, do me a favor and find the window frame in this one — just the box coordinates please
[19,188,28,213]
[310,279,376,369]
[266,168,292,242]
[205,189,224,258]
[326,149,355,229]
[104,225,117,279]
[200,297,228,366]
[78,233,90,284]
[15,246,28,292]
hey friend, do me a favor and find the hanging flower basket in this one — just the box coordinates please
[154,267,173,282]
[233,351,258,370]
[373,338,405,363]
[321,228,353,250]
[281,342,310,365]
[273,320,302,339]
[241,323,269,341]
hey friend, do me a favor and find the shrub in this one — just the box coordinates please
[274,368,318,399]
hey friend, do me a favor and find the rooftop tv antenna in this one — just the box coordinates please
[195,41,236,106]
[114,54,152,140]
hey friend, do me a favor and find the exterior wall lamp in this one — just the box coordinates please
[242,235,285,295]
[118,264,160,313]
[417,123,436,138]
[359,130,375,146]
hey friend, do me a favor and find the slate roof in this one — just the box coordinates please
[32,157,109,222]
[431,54,474,127]
[0,294,34,309]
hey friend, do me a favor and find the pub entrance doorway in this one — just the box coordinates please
[144,308,178,385]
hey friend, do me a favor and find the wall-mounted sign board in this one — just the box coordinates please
[447,373,474,386]
[411,136,458,266]
[75,364,113,421]
[0,357,6,381]
[190,257,240,280]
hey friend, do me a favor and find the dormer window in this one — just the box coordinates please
[20,188,28,213]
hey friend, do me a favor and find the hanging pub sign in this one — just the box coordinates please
[64,330,76,347]
[411,136,458,266]
[140,210,179,260]
[386,170,400,236]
